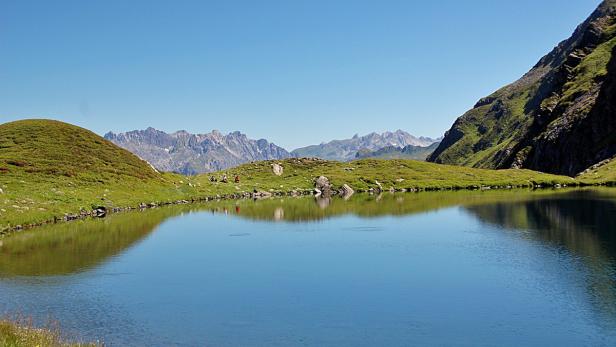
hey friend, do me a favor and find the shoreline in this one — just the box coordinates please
[2,180,611,236]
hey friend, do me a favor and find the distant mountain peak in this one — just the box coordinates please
[292,130,439,161]
[104,131,115,138]
[355,142,441,161]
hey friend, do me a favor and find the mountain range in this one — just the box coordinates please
[429,0,616,176]
[105,129,439,174]
[104,128,291,174]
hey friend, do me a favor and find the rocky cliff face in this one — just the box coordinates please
[104,128,291,174]
[429,0,616,176]
[292,130,439,161]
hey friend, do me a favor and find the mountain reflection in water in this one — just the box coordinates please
[464,189,616,319]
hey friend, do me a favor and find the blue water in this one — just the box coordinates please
[1,190,616,346]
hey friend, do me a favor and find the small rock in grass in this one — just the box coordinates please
[272,163,284,176]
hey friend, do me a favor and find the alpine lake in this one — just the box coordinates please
[1,188,616,346]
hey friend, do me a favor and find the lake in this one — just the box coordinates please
[1,189,616,346]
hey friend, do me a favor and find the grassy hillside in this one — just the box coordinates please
[0,119,162,180]
[0,119,585,232]
[429,0,616,175]
[0,120,211,228]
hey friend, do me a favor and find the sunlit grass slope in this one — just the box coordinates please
[0,119,206,228]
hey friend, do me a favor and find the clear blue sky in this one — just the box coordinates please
[0,0,602,149]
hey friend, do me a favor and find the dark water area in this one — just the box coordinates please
[1,189,615,346]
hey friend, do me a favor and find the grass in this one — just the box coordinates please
[0,319,96,347]
[216,157,575,193]
[0,119,596,233]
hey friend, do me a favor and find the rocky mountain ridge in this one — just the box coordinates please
[104,128,291,174]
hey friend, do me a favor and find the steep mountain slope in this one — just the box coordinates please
[292,130,438,161]
[355,142,441,160]
[429,0,616,176]
[105,128,291,174]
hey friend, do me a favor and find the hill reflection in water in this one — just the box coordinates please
[1,189,615,279]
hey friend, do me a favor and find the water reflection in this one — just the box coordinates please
[0,205,198,276]
[464,189,616,318]
[210,189,575,222]
[2,189,615,279]
[465,189,616,254]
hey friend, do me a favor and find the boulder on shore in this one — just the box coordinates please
[374,180,383,193]
[94,206,107,217]
[340,184,354,198]
[315,176,333,196]
[252,189,273,198]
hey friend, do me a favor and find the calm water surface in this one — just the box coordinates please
[1,189,616,346]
